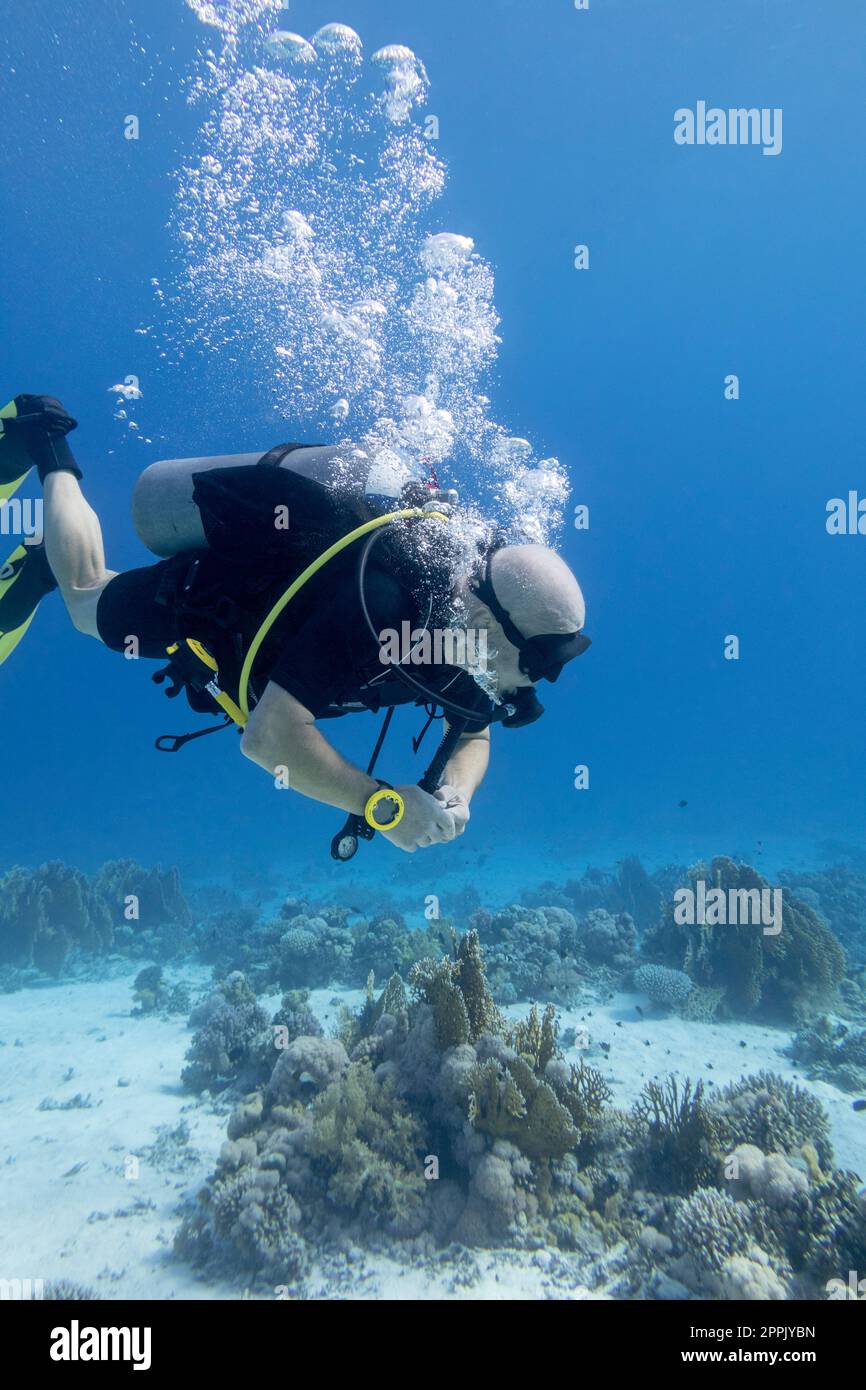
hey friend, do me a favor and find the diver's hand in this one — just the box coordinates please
[379,784,457,853]
[434,783,470,836]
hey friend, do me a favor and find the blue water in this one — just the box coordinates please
[2,0,865,891]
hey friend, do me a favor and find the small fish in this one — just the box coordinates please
[853,1099,866,1113]
[635,1004,644,1018]
[678,800,688,808]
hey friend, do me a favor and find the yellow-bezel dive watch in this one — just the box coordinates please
[364,781,405,832]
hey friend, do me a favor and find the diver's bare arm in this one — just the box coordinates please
[443,726,490,801]
[240,682,377,813]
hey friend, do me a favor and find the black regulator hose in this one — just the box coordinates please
[356,524,499,725]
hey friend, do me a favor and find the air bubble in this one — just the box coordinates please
[165,17,567,542]
[265,31,317,64]
[311,24,362,56]
[372,45,417,67]
[421,233,475,271]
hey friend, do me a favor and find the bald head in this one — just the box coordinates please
[488,544,585,638]
[457,543,586,695]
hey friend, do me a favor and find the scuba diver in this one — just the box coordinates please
[0,394,589,856]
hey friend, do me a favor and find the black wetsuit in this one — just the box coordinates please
[95,532,491,729]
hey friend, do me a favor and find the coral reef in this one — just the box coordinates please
[181,973,273,1095]
[623,1072,864,1300]
[788,1016,866,1094]
[131,965,191,1015]
[709,1071,834,1170]
[349,910,452,982]
[642,857,845,1021]
[94,859,192,957]
[271,989,323,1045]
[201,897,456,997]
[177,930,614,1283]
[175,925,865,1302]
[580,908,639,970]
[528,856,674,933]
[468,903,637,1005]
[0,862,113,974]
[409,929,502,1045]
[0,858,193,974]
[668,1186,789,1299]
[778,863,866,967]
[468,904,584,1004]
[276,906,355,989]
[306,1061,428,1236]
[268,1036,349,1104]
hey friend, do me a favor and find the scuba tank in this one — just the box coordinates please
[131,443,423,558]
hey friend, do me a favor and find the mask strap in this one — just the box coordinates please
[472,547,531,656]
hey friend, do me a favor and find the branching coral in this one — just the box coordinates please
[466,1048,578,1162]
[307,1061,428,1236]
[710,1071,834,1170]
[506,1003,559,1073]
[409,929,500,1047]
[672,1187,754,1274]
[546,1058,613,1143]
[631,1076,717,1194]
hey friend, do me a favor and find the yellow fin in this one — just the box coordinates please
[0,542,45,666]
[0,607,38,666]
[0,399,32,501]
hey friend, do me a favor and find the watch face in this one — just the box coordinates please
[336,835,358,860]
[371,796,398,827]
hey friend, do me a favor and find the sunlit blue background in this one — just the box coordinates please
[1,0,864,898]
